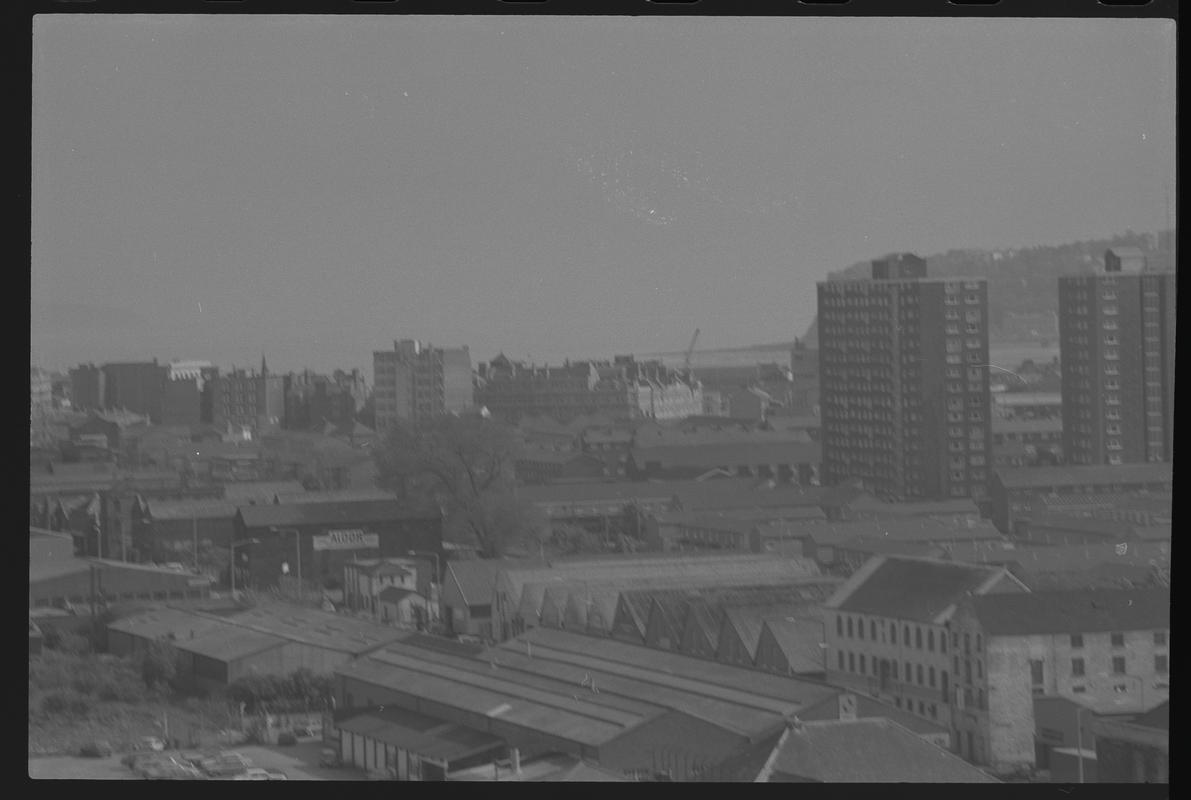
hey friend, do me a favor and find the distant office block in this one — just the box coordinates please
[373,339,473,432]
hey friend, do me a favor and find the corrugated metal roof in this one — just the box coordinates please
[110,602,408,657]
[335,708,503,764]
[503,556,824,622]
[760,616,825,674]
[336,654,643,747]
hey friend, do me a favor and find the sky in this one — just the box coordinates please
[31,15,1176,378]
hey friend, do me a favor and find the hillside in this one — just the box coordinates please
[802,230,1173,344]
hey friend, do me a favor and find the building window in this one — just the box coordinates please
[837,615,843,637]
[849,652,855,673]
[916,627,923,649]
[1111,633,1125,648]
[1030,659,1044,686]
[975,634,982,653]
[1072,685,1087,694]
[871,620,878,641]
[905,662,912,682]
[1153,655,1168,674]
[1072,658,1085,677]
[858,618,865,640]
[838,651,844,670]
[929,666,936,688]
[1112,656,1127,675]
[1154,631,1167,646]
[859,654,867,674]
[847,617,854,638]
[1071,634,1084,649]
[890,623,897,645]
[916,664,924,686]
[964,633,970,655]
[927,630,934,652]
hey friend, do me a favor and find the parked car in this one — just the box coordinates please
[319,747,341,768]
[200,752,253,777]
[138,736,166,752]
[233,768,273,781]
[80,740,113,758]
[264,771,288,781]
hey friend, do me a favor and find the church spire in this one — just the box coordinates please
[260,353,268,377]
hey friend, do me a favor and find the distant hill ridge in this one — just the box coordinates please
[804,230,1172,344]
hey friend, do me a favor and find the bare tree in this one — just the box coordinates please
[375,415,547,556]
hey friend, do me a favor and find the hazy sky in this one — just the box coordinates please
[32,15,1175,377]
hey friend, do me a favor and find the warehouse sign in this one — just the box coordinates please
[312,529,379,551]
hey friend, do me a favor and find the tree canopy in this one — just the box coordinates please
[374,414,548,556]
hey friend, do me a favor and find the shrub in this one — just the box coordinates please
[138,639,179,690]
[79,740,113,758]
[40,690,92,716]
[55,632,93,655]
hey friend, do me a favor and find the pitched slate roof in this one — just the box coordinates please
[237,499,439,528]
[965,588,1170,636]
[995,463,1172,490]
[1131,701,1169,731]
[724,605,818,662]
[767,719,999,783]
[761,518,1003,545]
[824,556,1013,623]
[632,442,821,469]
[221,480,306,502]
[145,499,239,521]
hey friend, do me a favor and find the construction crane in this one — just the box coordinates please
[683,328,700,379]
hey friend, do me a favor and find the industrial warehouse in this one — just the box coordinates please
[325,626,951,780]
[107,602,409,688]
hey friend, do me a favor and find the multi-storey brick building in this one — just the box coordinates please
[817,254,991,501]
[211,357,285,433]
[102,360,168,422]
[68,363,105,412]
[372,340,472,432]
[1059,248,1176,466]
[821,555,1028,748]
[949,588,1170,774]
[162,360,218,427]
[30,366,53,417]
[284,368,366,431]
[475,354,700,425]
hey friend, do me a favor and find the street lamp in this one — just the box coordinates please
[1073,703,1089,784]
[229,539,261,596]
[270,526,302,600]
